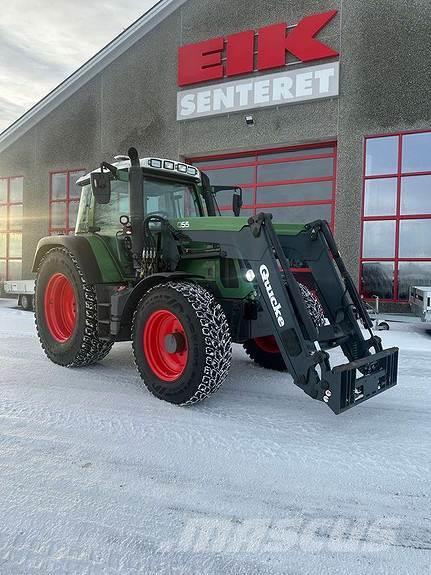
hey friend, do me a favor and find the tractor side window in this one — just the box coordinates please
[75,184,92,233]
[94,179,129,230]
[144,178,200,218]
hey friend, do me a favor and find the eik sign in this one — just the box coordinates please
[177,10,339,120]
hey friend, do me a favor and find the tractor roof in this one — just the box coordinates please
[77,158,201,186]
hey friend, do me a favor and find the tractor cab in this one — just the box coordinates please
[75,155,242,236]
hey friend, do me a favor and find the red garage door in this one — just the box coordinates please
[191,143,336,227]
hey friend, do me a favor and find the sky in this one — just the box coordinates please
[0,0,160,133]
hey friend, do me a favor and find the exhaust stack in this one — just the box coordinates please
[128,147,144,274]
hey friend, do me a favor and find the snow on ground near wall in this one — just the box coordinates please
[0,298,430,574]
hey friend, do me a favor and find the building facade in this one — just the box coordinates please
[0,0,430,308]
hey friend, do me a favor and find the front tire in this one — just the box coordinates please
[132,282,232,405]
[35,247,113,367]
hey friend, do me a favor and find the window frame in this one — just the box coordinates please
[360,129,431,302]
[49,169,86,235]
[188,142,337,272]
[0,176,24,281]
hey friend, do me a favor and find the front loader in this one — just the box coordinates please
[33,148,398,414]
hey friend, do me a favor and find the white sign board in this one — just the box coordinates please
[177,62,339,121]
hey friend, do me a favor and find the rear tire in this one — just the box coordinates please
[132,281,232,405]
[244,283,326,372]
[35,247,113,367]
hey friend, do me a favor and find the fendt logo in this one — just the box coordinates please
[178,10,338,87]
[259,265,285,328]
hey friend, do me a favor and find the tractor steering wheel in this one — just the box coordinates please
[147,211,170,220]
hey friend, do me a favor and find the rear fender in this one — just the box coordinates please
[32,235,123,284]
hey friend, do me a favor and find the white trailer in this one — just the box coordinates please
[3,279,35,311]
[409,286,431,323]
[367,286,431,330]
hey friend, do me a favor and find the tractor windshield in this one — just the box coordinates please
[144,177,201,218]
[93,175,203,231]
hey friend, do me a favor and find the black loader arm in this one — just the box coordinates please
[244,214,398,414]
[158,214,398,414]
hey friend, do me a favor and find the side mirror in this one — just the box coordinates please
[91,172,111,204]
[210,185,243,216]
[232,188,243,217]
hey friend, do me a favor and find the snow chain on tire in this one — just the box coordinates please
[35,247,113,367]
[243,282,326,371]
[132,281,232,405]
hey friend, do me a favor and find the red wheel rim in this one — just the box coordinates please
[143,310,189,382]
[254,336,280,354]
[44,273,77,342]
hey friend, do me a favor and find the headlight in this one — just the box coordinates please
[177,163,187,173]
[245,269,255,282]
[149,159,162,168]
[164,161,175,170]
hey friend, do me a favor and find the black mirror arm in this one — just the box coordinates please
[100,162,118,179]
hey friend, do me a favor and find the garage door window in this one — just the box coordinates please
[0,176,23,281]
[190,144,336,226]
[361,131,431,301]
[49,170,86,234]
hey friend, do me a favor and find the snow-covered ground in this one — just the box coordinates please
[0,298,430,575]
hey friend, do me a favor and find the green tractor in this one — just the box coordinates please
[33,148,398,413]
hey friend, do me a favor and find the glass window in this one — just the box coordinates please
[237,208,255,218]
[76,185,92,234]
[207,166,254,186]
[191,144,336,228]
[51,202,67,229]
[400,175,431,215]
[258,147,333,161]
[95,180,129,230]
[50,170,86,234]
[398,262,431,300]
[257,181,333,204]
[8,233,22,258]
[257,158,333,183]
[69,171,84,199]
[194,156,254,168]
[7,259,22,281]
[68,201,80,229]
[0,233,6,258]
[362,131,431,301]
[362,262,394,299]
[362,220,396,258]
[51,173,67,200]
[145,178,200,218]
[0,179,7,203]
[266,204,332,224]
[0,176,24,279]
[399,219,431,258]
[0,205,7,230]
[364,178,397,216]
[214,187,254,209]
[365,136,398,176]
[9,177,23,202]
[402,132,431,173]
[9,204,22,230]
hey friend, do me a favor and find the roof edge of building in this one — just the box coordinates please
[0,0,186,155]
